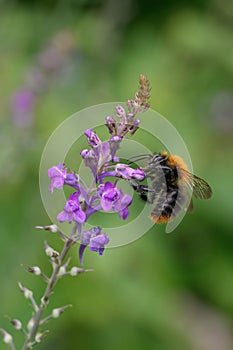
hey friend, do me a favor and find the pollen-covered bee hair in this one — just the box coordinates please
[129,151,212,224]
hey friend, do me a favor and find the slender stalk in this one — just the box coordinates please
[21,236,74,350]
[10,341,16,350]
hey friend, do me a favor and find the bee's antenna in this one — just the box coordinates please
[127,154,151,165]
[128,154,151,160]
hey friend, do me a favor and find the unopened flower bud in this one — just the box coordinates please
[35,333,42,343]
[51,250,59,259]
[58,266,66,277]
[0,329,13,344]
[27,266,41,276]
[18,282,33,299]
[27,318,35,331]
[25,289,32,299]
[36,224,59,233]
[70,266,82,276]
[110,135,121,143]
[129,123,139,135]
[52,305,72,319]
[106,116,116,124]
[44,242,59,259]
[10,319,22,330]
[35,330,49,343]
[41,295,49,306]
[52,308,60,319]
[84,129,101,147]
[105,116,117,134]
[48,224,59,233]
[115,105,126,119]
[44,242,53,256]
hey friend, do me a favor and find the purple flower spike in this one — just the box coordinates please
[48,164,66,192]
[57,192,86,224]
[90,233,109,255]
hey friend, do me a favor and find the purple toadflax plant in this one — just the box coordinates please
[1,75,150,350]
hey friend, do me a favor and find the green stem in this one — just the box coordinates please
[21,236,74,350]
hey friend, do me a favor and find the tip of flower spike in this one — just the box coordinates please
[138,74,150,108]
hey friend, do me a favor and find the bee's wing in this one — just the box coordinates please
[181,169,212,199]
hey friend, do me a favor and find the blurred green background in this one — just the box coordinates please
[0,0,233,349]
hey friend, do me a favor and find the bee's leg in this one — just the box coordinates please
[129,180,152,202]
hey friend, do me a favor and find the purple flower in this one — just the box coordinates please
[57,192,86,224]
[115,164,146,181]
[79,227,109,265]
[114,193,132,220]
[65,173,79,186]
[98,181,121,211]
[48,164,66,192]
[90,234,109,255]
[98,181,132,220]
[48,164,79,192]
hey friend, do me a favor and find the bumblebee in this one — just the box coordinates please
[130,151,212,223]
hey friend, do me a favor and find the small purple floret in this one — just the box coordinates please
[115,164,146,181]
[98,181,121,211]
[114,193,132,220]
[48,164,79,192]
[98,181,132,220]
[65,173,78,185]
[79,227,109,265]
[48,164,66,192]
[90,234,109,255]
[57,192,86,224]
